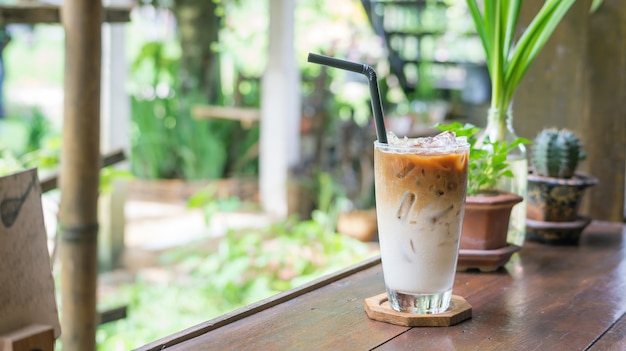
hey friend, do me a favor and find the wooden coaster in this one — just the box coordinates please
[364,293,472,327]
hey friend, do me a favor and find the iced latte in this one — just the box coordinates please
[374,131,469,314]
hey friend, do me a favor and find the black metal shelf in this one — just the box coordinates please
[360,0,486,101]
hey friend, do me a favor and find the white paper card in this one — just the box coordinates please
[0,168,61,338]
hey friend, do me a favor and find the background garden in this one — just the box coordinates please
[0,0,488,349]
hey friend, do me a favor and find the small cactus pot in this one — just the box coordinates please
[526,172,598,222]
[531,128,585,179]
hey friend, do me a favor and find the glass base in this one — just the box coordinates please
[386,287,452,314]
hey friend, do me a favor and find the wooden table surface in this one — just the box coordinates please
[137,221,626,351]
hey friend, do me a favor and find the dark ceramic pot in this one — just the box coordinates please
[526,172,597,222]
[461,191,523,251]
[526,216,592,245]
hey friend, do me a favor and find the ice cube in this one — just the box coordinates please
[431,131,458,145]
[387,131,400,145]
[386,131,468,153]
[430,204,455,224]
[387,131,412,147]
[413,131,457,148]
[395,163,415,179]
[396,191,416,220]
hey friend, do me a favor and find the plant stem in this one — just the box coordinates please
[466,0,576,142]
[485,108,509,142]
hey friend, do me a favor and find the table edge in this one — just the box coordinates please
[135,255,382,351]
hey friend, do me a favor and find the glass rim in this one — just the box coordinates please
[374,138,470,154]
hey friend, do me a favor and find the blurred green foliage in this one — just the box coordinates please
[94,166,374,350]
[96,208,376,350]
[0,108,60,177]
[129,40,259,180]
[0,3,384,351]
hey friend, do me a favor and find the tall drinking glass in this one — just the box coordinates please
[374,132,469,314]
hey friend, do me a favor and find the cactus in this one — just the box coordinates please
[531,128,586,178]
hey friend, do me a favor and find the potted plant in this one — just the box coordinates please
[526,128,597,245]
[437,122,528,271]
[466,0,578,246]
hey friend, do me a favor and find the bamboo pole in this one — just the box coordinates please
[59,1,102,350]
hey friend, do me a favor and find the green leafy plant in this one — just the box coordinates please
[466,0,576,140]
[437,122,529,196]
[531,128,586,179]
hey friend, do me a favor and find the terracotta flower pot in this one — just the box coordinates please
[337,209,378,242]
[460,191,523,251]
[526,172,597,222]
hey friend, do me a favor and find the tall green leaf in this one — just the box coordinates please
[466,0,576,132]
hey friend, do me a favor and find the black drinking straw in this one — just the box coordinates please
[307,53,388,144]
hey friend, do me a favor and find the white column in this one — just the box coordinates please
[100,0,131,271]
[260,0,301,218]
[101,0,130,154]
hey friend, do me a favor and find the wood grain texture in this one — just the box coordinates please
[376,221,626,350]
[515,0,625,222]
[581,0,626,222]
[137,257,390,351]
[167,264,405,351]
[0,324,54,351]
[0,4,130,24]
[589,313,626,351]
[138,221,626,351]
